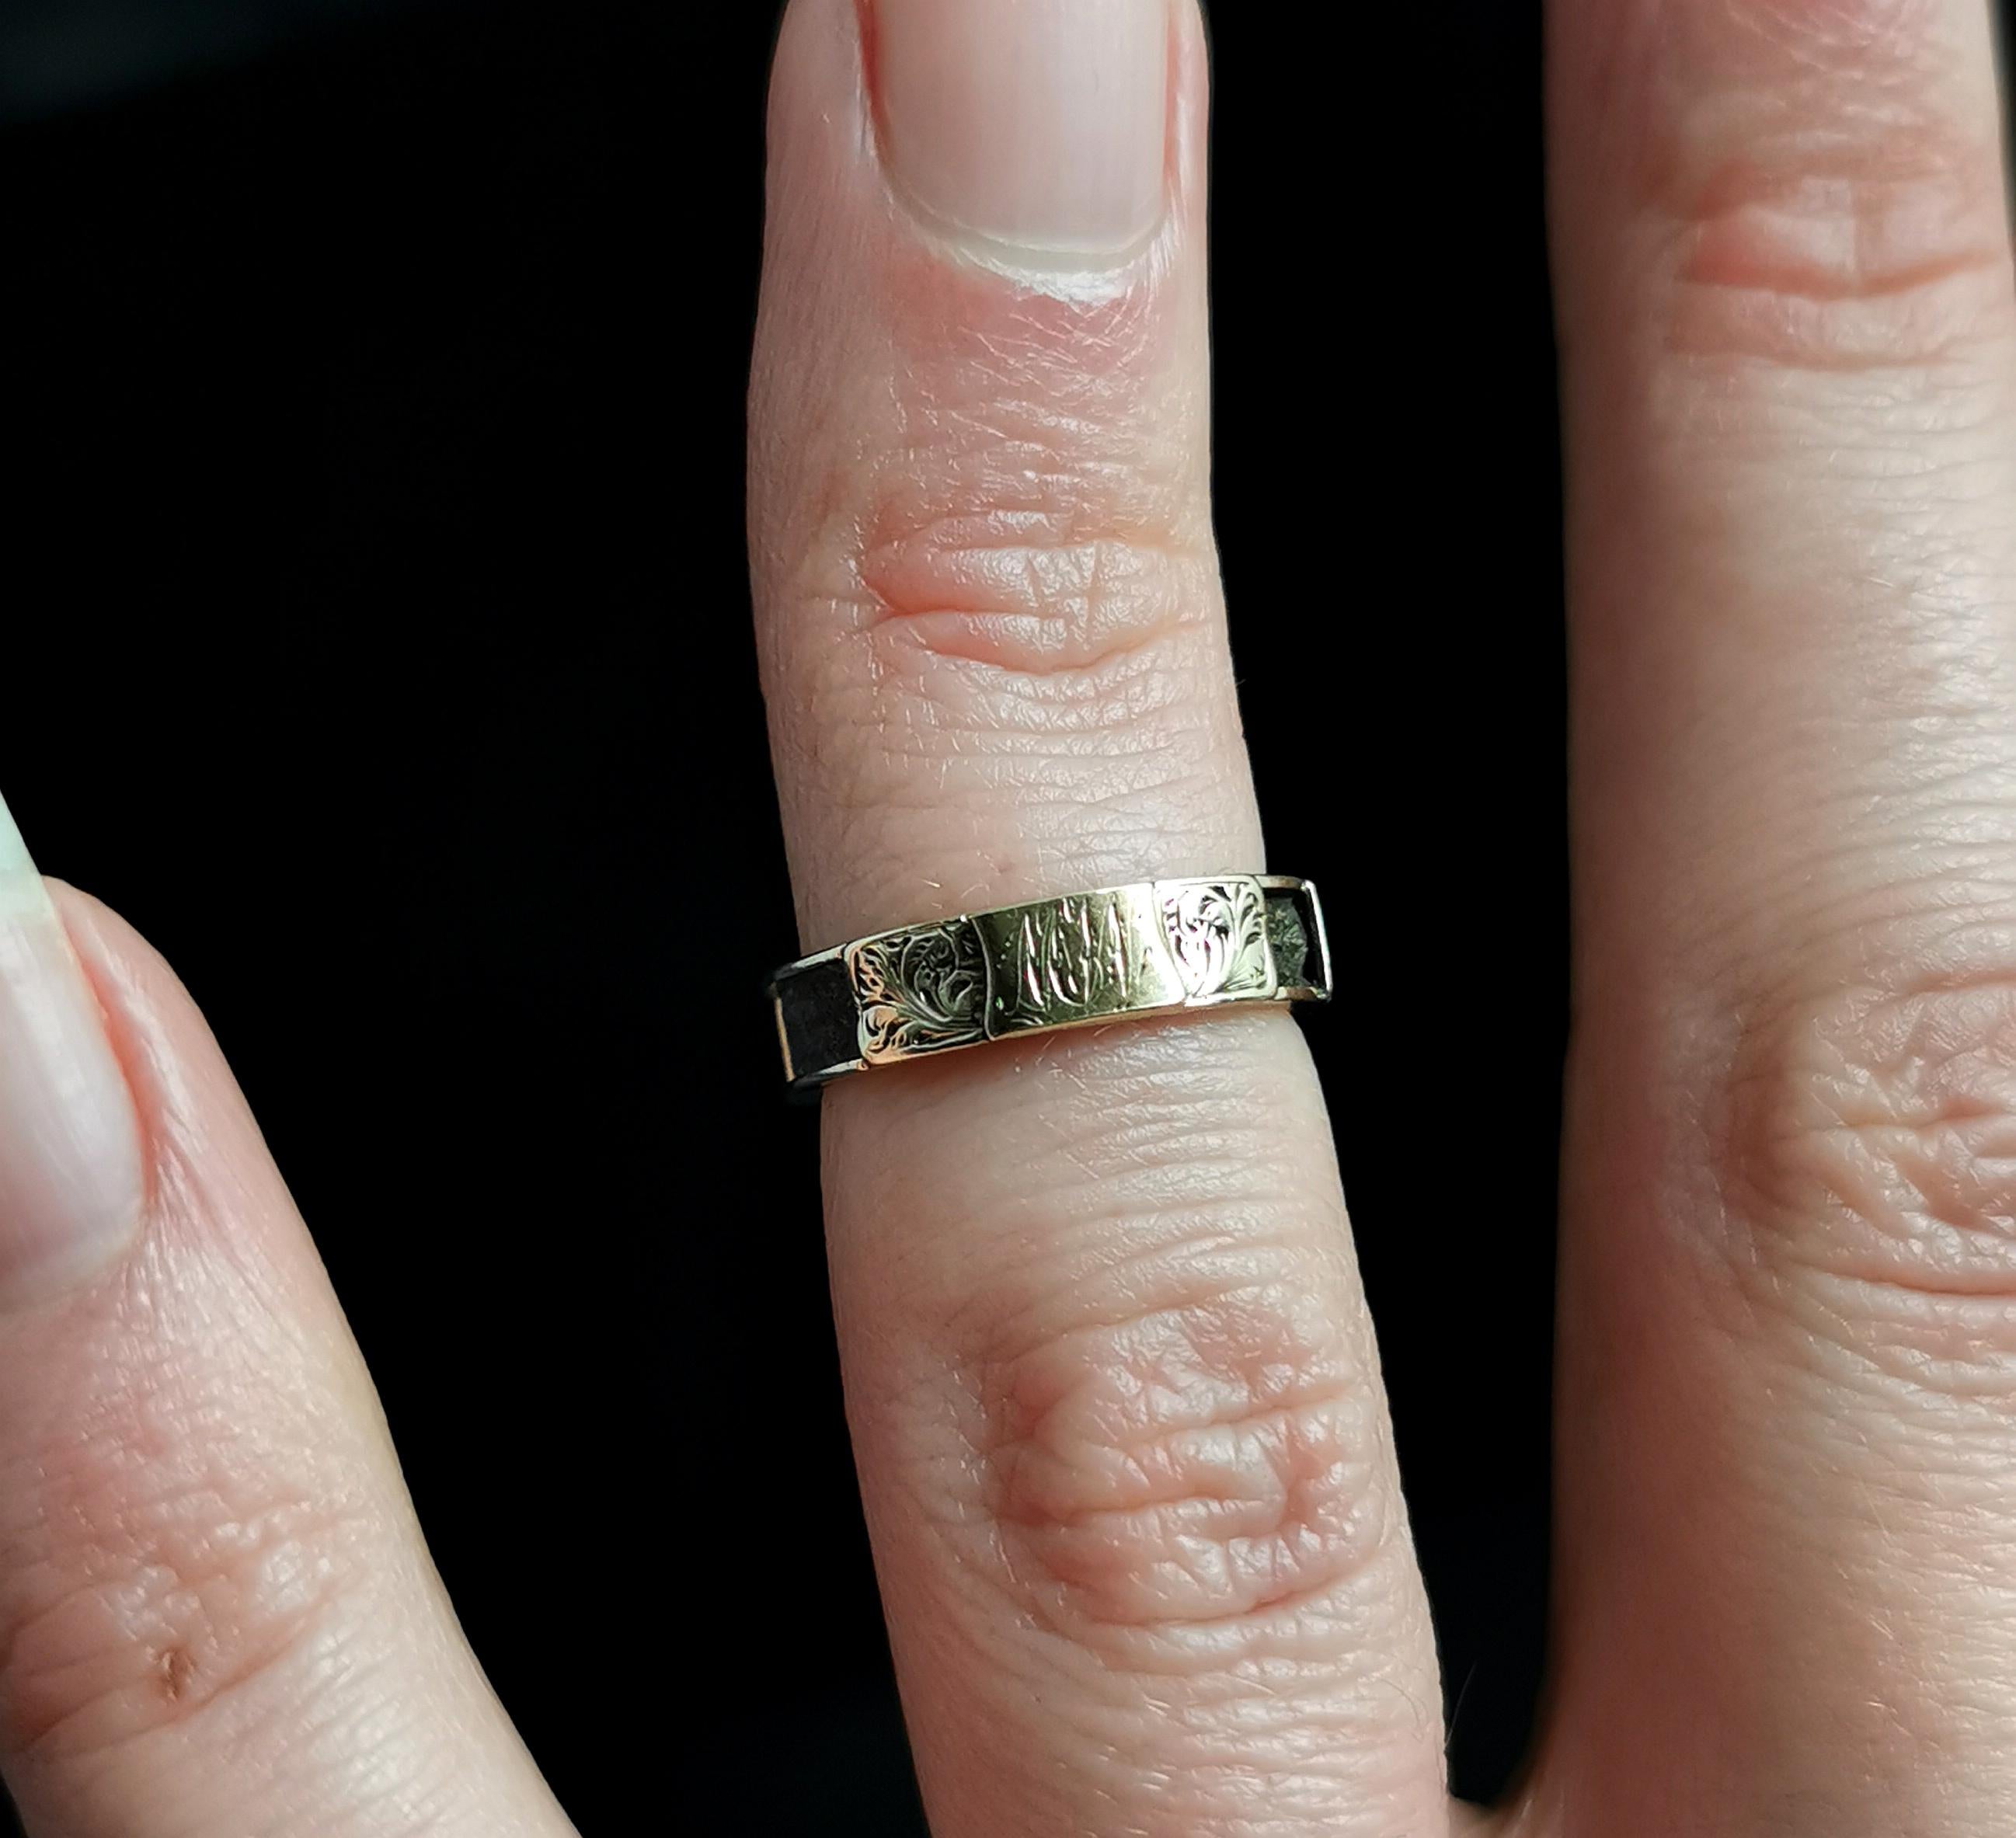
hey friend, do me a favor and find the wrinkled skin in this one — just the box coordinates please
[0,2,2011,1834]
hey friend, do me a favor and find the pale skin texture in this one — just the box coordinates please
[0,0,2014,1832]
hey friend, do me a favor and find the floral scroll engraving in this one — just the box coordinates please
[1161,879,1271,1001]
[848,924,987,1061]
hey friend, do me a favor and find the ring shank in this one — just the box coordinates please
[768,875,1332,1095]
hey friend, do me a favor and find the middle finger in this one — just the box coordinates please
[1539,0,2016,1829]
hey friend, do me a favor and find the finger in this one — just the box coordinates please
[1541,0,2016,1829]
[752,3,1450,1835]
[0,803,574,1837]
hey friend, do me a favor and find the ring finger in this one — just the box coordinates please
[750,2,1450,1833]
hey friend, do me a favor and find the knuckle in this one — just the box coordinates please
[1664,153,2013,374]
[1647,0,2014,371]
[1709,920,2016,1371]
[773,411,1248,931]
[793,268,1219,695]
[980,1256,1390,1635]
[855,482,1217,684]
[870,1025,1413,1667]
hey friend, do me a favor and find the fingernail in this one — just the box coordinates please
[872,0,1170,258]
[0,798,141,1307]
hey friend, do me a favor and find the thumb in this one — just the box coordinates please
[0,798,574,1838]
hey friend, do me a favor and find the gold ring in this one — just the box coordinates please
[767,875,1332,1095]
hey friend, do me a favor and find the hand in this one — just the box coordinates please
[748,2,2016,1834]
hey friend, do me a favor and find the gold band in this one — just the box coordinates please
[768,875,1331,1095]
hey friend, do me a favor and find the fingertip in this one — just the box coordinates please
[764,0,872,221]
[869,0,1169,259]
[40,879,353,1340]
[768,0,1209,287]
[0,821,144,1316]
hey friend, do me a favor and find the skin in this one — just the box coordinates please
[0,0,2013,1831]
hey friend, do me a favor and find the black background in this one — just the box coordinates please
[2,3,1569,1830]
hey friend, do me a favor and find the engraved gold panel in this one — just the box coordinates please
[1154,876,1276,1005]
[848,922,987,1065]
[974,884,1186,1039]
